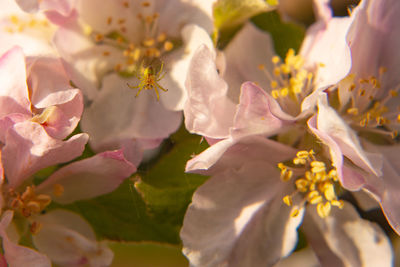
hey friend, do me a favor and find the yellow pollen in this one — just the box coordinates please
[317,202,331,218]
[290,207,300,217]
[390,90,398,97]
[10,186,52,218]
[271,90,280,99]
[270,81,278,88]
[123,1,129,8]
[280,152,341,218]
[143,38,155,47]
[118,18,126,25]
[272,56,280,64]
[164,41,174,51]
[283,195,293,206]
[95,34,104,42]
[141,1,151,7]
[103,51,110,56]
[258,64,265,70]
[347,107,358,115]
[157,32,167,42]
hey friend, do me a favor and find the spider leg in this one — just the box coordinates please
[127,82,140,89]
[135,86,144,97]
[155,82,168,92]
[153,86,160,100]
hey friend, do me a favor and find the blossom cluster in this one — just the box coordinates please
[0,0,398,266]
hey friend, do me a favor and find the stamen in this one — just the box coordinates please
[279,150,342,218]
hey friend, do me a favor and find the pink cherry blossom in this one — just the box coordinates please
[310,0,400,235]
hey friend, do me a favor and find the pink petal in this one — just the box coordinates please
[231,82,287,139]
[315,94,382,176]
[0,47,31,117]
[302,201,392,267]
[223,23,274,101]
[307,115,365,191]
[182,151,301,266]
[80,73,181,149]
[0,210,51,267]
[32,209,113,267]
[347,0,400,90]
[160,24,214,111]
[3,121,88,188]
[37,150,135,204]
[300,15,352,89]
[184,45,236,139]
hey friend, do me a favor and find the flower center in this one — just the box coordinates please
[4,14,51,34]
[8,186,51,218]
[338,68,400,141]
[85,1,175,76]
[258,49,314,116]
[278,150,344,218]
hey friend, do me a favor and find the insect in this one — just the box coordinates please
[127,62,168,100]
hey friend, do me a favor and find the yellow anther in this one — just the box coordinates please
[10,15,19,24]
[103,51,110,56]
[36,194,51,206]
[295,178,309,192]
[270,80,278,88]
[390,90,398,97]
[309,195,323,205]
[281,64,290,74]
[95,34,104,42]
[280,168,293,182]
[141,1,151,7]
[397,114,400,123]
[331,200,344,209]
[280,87,289,97]
[164,41,173,51]
[123,1,129,8]
[318,62,326,67]
[290,207,300,217]
[143,38,155,47]
[323,183,336,201]
[311,161,326,173]
[273,67,281,76]
[53,184,64,197]
[293,157,306,165]
[283,195,293,206]
[83,24,93,36]
[272,56,280,64]
[307,190,320,201]
[258,64,265,70]
[26,201,41,213]
[317,202,331,218]
[347,107,359,115]
[157,32,167,42]
[271,90,280,99]
[277,162,286,170]
[391,130,398,139]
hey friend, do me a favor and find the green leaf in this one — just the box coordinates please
[251,11,305,58]
[57,126,209,244]
[60,179,181,243]
[109,241,188,267]
[213,0,278,31]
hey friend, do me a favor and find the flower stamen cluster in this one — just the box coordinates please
[339,68,400,140]
[279,150,344,218]
[258,49,314,116]
[84,1,174,76]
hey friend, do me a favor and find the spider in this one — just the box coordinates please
[127,62,168,100]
